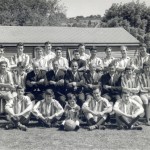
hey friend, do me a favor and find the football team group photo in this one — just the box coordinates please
[1,0,150,150]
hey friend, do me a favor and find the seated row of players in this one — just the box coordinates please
[0,58,150,131]
[4,86,144,131]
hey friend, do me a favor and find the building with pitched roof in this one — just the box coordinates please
[0,26,140,60]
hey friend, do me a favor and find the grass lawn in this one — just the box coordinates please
[0,119,150,150]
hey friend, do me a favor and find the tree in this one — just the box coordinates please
[102,1,150,46]
[0,0,66,26]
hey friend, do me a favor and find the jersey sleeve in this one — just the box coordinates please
[102,98,112,108]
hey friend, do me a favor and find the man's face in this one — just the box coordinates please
[126,69,133,77]
[17,89,24,96]
[56,50,62,58]
[68,99,76,107]
[0,63,7,71]
[122,93,130,104]
[18,67,25,73]
[17,46,24,54]
[37,49,43,57]
[105,48,111,57]
[139,47,147,56]
[93,89,101,101]
[109,66,116,74]
[71,62,78,72]
[45,94,52,103]
[45,44,52,53]
[0,49,4,57]
[33,64,40,74]
[91,50,97,57]
[53,61,59,70]
[121,48,127,57]
[78,46,85,53]
[74,52,80,59]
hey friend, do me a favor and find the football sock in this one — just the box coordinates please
[89,118,96,125]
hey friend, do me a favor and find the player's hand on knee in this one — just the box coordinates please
[131,114,137,118]
[95,112,104,117]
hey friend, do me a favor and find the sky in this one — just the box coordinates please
[60,0,150,18]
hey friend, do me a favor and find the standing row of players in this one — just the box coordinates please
[0,42,150,131]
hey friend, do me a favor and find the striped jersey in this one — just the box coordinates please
[139,73,150,93]
[134,54,150,69]
[121,74,140,93]
[87,57,103,68]
[13,71,27,88]
[5,95,32,117]
[10,53,30,68]
[0,56,10,68]
[44,51,56,63]
[31,57,47,70]
[102,57,115,67]
[64,103,80,120]
[116,57,131,68]
[33,99,64,118]
[114,98,143,115]
[80,53,90,61]
[48,57,69,70]
[0,71,14,91]
[83,97,111,112]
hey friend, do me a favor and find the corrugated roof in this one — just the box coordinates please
[0,26,140,45]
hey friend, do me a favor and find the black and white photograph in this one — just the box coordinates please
[0,0,150,150]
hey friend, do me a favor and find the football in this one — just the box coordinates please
[64,119,76,131]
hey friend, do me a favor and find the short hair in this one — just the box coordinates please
[16,86,24,91]
[0,61,7,66]
[108,63,115,68]
[55,47,62,52]
[35,46,44,52]
[73,49,80,54]
[17,42,24,47]
[70,60,78,66]
[67,93,76,101]
[121,45,128,51]
[125,66,133,71]
[92,87,101,93]
[78,43,85,47]
[17,62,25,69]
[44,41,52,45]
[0,45,5,49]
[104,46,112,52]
[45,89,54,97]
[139,43,147,48]
[121,90,129,95]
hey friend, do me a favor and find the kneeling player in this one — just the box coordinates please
[5,86,33,131]
[32,89,64,127]
[82,88,112,130]
[113,91,144,130]
[59,93,80,131]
